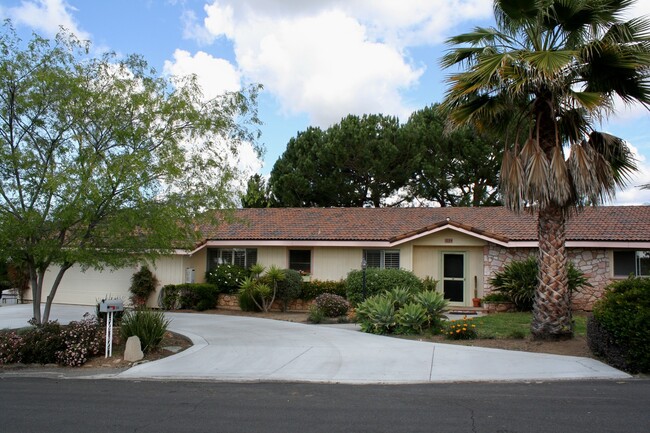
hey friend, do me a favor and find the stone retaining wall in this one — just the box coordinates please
[217,294,314,312]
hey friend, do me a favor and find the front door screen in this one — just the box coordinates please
[443,253,464,302]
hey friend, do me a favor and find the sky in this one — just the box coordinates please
[2,0,650,205]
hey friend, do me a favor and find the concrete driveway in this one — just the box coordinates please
[0,304,630,384]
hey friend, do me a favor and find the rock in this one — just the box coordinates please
[124,335,144,362]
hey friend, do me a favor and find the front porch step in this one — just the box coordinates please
[445,306,488,316]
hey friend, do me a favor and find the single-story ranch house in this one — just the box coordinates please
[28,206,650,310]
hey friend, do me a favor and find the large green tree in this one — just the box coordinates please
[0,24,260,324]
[402,104,502,207]
[442,0,649,339]
[270,114,420,207]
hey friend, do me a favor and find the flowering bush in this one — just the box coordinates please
[206,264,249,294]
[0,331,23,364]
[56,314,105,367]
[314,293,350,317]
[0,314,104,367]
[443,316,478,340]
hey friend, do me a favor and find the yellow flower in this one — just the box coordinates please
[471,324,476,328]
[456,329,461,333]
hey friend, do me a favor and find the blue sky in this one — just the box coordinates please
[2,0,650,204]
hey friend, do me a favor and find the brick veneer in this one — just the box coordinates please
[483,244,611,311]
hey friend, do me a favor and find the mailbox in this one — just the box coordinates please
[99,299,124,313]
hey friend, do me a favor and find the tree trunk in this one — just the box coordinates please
[42,263,73,324]
[531,205,573,340]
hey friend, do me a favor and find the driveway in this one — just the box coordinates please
[0,304,630,383]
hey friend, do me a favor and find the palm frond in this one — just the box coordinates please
[524,140,550,206]
[587,131,637,187]
[567,142,599,201]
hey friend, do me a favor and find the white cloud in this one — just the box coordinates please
[235,9,422,126]
[4,0,90,40]
[181,9,216,45]
[613,145,650,205]
[196,2,470,126]
[163,49,241,100]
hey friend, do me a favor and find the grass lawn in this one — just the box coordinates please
[469,312,587,339]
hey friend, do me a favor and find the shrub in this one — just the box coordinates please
[588,277,650,373]
[0,331,23,364]
[56,314,105,367]
[346,268,423,305]
[18,320,64,364]
[412,290,448,329]
[161,283,220,311]
[129,266,159,306]
[395,302,427,334]
[120,308,170,353]
[489,257,590,311]
[386,287,413,310]
[1,315,104,366]
[301,280,347,300]
[314,293,350,317]
[355,295,397,334]
[276,269,303,311]
[482,292,512,303]
[443,316,478,340]
[206,264,249,294]
[307,305,325,324]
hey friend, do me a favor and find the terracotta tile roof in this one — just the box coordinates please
[200,206,650,244]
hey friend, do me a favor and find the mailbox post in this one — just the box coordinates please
[99,299,124,358]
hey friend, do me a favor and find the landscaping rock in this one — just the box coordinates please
[124,336,144,362]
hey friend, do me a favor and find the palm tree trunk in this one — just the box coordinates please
[531,204,573,340]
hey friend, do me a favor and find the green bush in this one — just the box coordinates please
[307,304,325,324]
[314,293,350,317]
[238,289,262,312]
[396,303,427,334]
[120,308,170,353]
[18,320,64,364]
[588,277,650,373]
[482,292,512,302]
[205,264,249,294]
[301,280,347,300]
[161,283,220,311]
[355,295,397,335]
[346,268,423,305]
[129,266,159,306]
[412,290,448,329]
[276,269,303,311]
[489,257,590,311]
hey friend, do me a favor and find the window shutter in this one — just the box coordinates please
[384,251,400,269]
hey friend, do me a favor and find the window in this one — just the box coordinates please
[364,249,400,269]
[207,248,257,271]
[289,250,311,274]
[614,250,650,277]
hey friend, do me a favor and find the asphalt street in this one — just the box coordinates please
[0,377,648,433]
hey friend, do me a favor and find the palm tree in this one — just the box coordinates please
[441,0,650,339]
